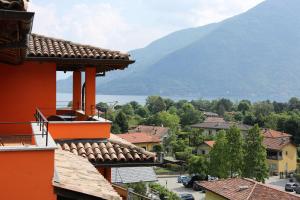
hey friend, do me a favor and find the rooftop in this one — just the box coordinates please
[262,129,293,151]
[26,34,134,72]
[54,149,121,200]
[191,121,251,131]
[129,125,169,139]
[57,134,157,167]
[111,167,157,184]
[203,140,215,148]
[118,132,161,144]
[198,178,300,200]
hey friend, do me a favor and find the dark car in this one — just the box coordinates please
[294,185,300,194]
[285,182,299,192]
[183,175,206,189]
[179,193,195,200]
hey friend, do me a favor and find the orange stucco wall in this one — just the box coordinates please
[73,71,81,110]
[85,67,96,116]
[48,122,111,140]
[0,150,56,200]
[0,61,56,134]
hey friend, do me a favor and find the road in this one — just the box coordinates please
[157,176,205,200]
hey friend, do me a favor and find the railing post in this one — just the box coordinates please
[46,122,48,146]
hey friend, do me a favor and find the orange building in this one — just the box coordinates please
[0,1,158,200]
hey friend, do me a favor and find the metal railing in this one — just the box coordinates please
[34,108,49,146]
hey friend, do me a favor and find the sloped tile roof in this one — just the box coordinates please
[57,134,156,165]
[26,34,134,71]
[262,129,293,151]
[0,0,27,11]
[130,125,169,139]
[198,178,300,200]
[262,129,291,138]
[204,117,225,123]
[111,167,157,184]
[54,149,121,200]
[204,140,215,148]
[118,132,161,144]
[191,121,251,131]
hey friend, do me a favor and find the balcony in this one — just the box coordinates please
[39,107,111,140]
[267,150,282,160]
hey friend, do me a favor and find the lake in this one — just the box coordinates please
[57,93,201,106]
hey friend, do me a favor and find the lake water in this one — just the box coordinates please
[57,93,200,106]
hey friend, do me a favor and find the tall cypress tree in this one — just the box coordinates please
[209,130,229,178]
[242,124,268,182]
[226,125,244,177]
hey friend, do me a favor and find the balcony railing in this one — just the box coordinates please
[0,108,50,147]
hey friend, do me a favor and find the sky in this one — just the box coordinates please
[29,0,264,52]
[28,0,264,80]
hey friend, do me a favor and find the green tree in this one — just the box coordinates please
[226,126,244,177]
[146,96,166,114]
[126,182,147,196]
[209,130,229,178]
[179,103,203,126]
[115,111,129,133]
[187,155,207,176]
[242,124,268,183]
[152,144,163,153]
[121,103,134,116]
[152,111,180,130]
[237,100,251,114]
[135,106,149,118]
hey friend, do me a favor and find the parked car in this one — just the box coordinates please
[294,185,300,194]
[177,175,188,183]
[183,175,206,188]
[285,182,299,192]
[179,193,195,200]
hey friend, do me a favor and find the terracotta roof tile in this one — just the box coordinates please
[191,121,251,131]
[0,0,27,11]
[57,135,156,165]
[27,34,130,61]
[130,125,169,139]
[204,140,215,148]
[118,132,161,144]
[262,129,293,150]
[198,178,300,200]
[54,149,121,200]
[204,117,225,123]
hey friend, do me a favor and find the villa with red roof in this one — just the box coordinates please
[118,132,161,151]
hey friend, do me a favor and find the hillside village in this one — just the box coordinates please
[2,0,300,200]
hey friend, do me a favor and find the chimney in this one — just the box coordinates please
[238,186,249,191]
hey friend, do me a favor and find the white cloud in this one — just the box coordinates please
[28,0,264,52]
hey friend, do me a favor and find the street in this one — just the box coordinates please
[157,176,205,200]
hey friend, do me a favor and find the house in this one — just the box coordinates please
[191,117,251,137]
[203,111,219,118]
[130,125,170,142]
[118,132,161,151]
[197,140,215,155]
[197,178,300,200]
[262,129,297,175]
[0,2,158,200]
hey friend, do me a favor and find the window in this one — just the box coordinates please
[142,146,147,150]
[208,130,212,135]
[286,151,288,156]
[202,150,206,155]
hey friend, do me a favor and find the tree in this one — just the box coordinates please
[214,98,233,116]
[187,155,207,176]
[150,111,180,130]
[237,100,251,114]
[209,130,229,178]
[121,103,134,116]
[115,111,129,133]
[152,144,163,153]
[288,97,300,111]
[242,124,268,183]
[226,126,244,177]
[179,103,203,126]
[135,106,149,118]
[146,96,166,114]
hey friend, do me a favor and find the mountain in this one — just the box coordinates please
[58,0,300,101]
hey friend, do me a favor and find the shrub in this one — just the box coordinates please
[149,183,180,200]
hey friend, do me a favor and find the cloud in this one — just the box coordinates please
[28,0,264,52]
